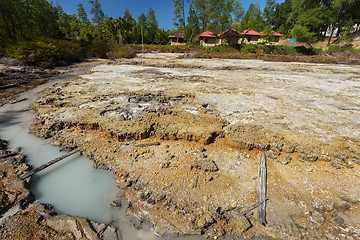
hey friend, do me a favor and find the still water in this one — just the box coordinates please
[0,67,156,240]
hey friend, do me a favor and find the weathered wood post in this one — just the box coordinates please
[258,152,267,225]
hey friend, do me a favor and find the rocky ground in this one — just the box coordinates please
[26,53,360,239]
[0,139,118,240]
[0,58,67,107]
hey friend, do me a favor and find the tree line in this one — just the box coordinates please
[0,0,168,45]
[0,0,359,46]
[174,0,360,45]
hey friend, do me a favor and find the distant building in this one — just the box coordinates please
[199,31,218,47]
[239,29,261,44]
[218,29,240,45]
[259,31,284,42]
[168,31,186,46]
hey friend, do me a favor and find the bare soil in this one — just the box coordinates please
[24,53,360,239]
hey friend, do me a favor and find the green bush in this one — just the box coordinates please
[84,39,113,58]
[205,45,238,53]
[294,46,318,55]
[6,40,60,67]
[5,39,86,67]
[107,44,136,59]
[240,44,258,54]
[327,45,359,54]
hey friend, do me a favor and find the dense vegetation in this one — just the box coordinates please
[174,0,360,46]
[0,0,359,67]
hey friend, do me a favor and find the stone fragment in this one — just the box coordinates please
[278,154,292,165]
[197,213,214,229]
[110,199,122,208]
[189,176,199,189]
[205,224,225,239]
[154,218,180,238]
[191,156,218,172]
[283,144,296,153]
[266,150,277,160]
[331,159,342,169]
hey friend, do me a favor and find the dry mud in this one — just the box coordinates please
[30,53,360,239]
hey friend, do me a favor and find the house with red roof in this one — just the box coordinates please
[218,29,239,45]
[239,29,261,44]
[168,31,186,46]
[199,31,218,47]
[259,31,284,42]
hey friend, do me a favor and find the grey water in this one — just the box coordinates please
[0,65,156,240]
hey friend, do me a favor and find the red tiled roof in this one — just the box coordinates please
[218,29,239,37]
[168,31,184,39]
[199,31,218,38]
[240,29,260,36]
[259,31,284,37]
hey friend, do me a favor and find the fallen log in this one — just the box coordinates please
[20,149,80,179]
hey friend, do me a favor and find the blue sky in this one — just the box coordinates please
[54,0,282,30]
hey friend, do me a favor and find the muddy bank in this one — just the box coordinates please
[30,54,360,239]
[0,63,62,107]
[0,139,118,240]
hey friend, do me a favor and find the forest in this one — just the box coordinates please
[0,0,359,65]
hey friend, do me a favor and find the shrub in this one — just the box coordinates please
[107,44,136,59]
[6,40,60,67]
[205,45,238,53]
[5,39,86,67]
[84,39,113,58]
[240,44,258,54]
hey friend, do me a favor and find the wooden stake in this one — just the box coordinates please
[258,153,267,226]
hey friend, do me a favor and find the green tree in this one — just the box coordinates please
[102,17,119,41]
[291,24,317,47]
[89,0,105,26]
[0,0,61,40]
[120,9,136,44]
[263,0,277,27]
[173,0,187,29]
[237,2,264,32]
[146,8,158,44]
[76,3,94,41]
[192,0,209,31]
[216,0,234,32]
[289,0,331,41]
[271,0,293,35]
[136,13,147,44]
[327,0,358,45]
[233,0,245,22]
[184,2,200,43]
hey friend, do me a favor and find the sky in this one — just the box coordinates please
[54,0,282,30]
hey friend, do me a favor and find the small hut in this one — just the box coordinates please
[259,31,284,42]
[239,29,261,44]
[168,31,186,46]
[218,29,240,45]
[199,31,218,47]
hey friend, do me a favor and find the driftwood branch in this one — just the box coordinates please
[258,153,267,226]
[20,149,80,179]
